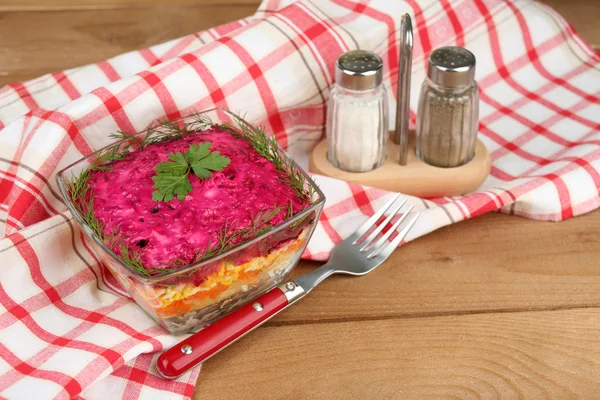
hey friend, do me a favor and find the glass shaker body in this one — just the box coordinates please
[415,78,479,167]
[415,46,479,168]
[326,83,388,172]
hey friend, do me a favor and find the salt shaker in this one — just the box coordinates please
[415,46,479,168]
[326,50,388,173]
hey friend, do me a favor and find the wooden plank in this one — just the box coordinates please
[0,0,261,12]
[194,308,600,399]
[0,0,598,48]
[542,0,600,44]
[274,210,600,324]
[0,5,256,86]
[0,0,598,88]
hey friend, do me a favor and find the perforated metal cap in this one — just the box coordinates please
[335,50,383,91]
[427,46,476,88]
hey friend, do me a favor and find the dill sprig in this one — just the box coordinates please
[68,111,315,277]
[155,205,284,278]
[219,115,313,201]
[201,205,283,262]
[119,242,150,277]
[286,199,294,220]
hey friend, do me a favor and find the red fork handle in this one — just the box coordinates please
[156,283,302,379]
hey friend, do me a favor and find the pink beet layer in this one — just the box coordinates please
[87,127,309,271]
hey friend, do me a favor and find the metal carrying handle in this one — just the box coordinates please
[394,13,413,165]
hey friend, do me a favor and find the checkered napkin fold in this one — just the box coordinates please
[1,0,600,398]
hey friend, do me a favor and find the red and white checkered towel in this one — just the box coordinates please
[1,0,599,398]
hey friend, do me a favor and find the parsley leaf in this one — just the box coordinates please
[152,170,192,202]
[184,143,211,164]
[155,152,189,175]
[151,142,231,202]
[190,150,231,179]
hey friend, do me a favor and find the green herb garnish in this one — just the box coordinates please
[67,111,315,277]
[185,142,231,179]
[219,116,315,201]
[151,142,231,202]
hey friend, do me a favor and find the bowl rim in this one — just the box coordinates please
[55,107,326,283]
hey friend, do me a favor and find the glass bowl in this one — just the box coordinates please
[56,108,325,334]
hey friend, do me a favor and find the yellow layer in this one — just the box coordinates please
[135,230,307,315]
[155,245,289,306]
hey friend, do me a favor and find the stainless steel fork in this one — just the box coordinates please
[157,194,420,379]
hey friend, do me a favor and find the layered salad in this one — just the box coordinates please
[66,113,317,333]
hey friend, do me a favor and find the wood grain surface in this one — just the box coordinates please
[0,5,256,85]
[197,308,600,399]
[279,211,600,324]
[0,0,261,12]
[0,0,599,398]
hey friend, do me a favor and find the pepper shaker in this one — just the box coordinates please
[326,50,388,173]
[415,46,479,168]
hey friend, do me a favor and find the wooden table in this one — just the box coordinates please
[2,1,600,398]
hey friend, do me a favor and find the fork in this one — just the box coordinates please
[156,194,420,379]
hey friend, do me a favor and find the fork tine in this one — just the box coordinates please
[358,198,407,250]
[372,212,421,260]
[350,193,401,241]
[366,205,414,258]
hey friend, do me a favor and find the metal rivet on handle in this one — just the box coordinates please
[181,344,193,355]
[286,282,295,290]
[252,302,263,312]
